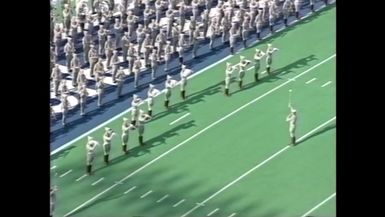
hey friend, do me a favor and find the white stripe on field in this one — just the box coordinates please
[140,190,153,198]
[91,178,104,186]
[301,193,336,217]
[321,81,332,87]
[170,113,191,125]
[124,186,137,194]
[207,208,219,216]
[59,169,72,178]
[173,199,186,207]
[305,78,317,84]
[76,174,87,182]
[156,194,169,203]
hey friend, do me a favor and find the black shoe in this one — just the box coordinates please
[104,155,109,164]
[291,136,296,146]
[254,73,259,82]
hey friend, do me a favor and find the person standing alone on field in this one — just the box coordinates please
[286,104,298,146]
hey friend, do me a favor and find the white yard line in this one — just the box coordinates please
[170,113,191,125]
[75,174,87,182]
[156,194,169,203]
[59,169,72,178]
[173,199,186,207]
[305,78,317,84]
[124,186,137,194]
[91,177,104,186]
[228,213,237,217]
[140,190,153,199]
[63,54,336,217]
[321,81,332,87]
[181,117,336,217]
[301,193,336,217]
[207,208,219,216]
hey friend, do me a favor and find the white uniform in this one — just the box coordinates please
[121,119,136,153]
[137,111,151,145]
[64,40,75,72]
[254,50,266,81]
[61,95,69,126]
[180,67,192,92]
[238,57,250,88]
[286,111,297,137]
[225,64,235,89]
[96,79,105,106]
[133,58,142,88]
[116,68,125,97]
[79,85,88,115]
[266,45,279,71]
[150,50,158,79]
[71,54,81,87]
[111,51,119,82]
[164,76,177,108]
[131,96,142,123]
[164,42,172,71]
[282,0,293,25]
[103,129,115,157]
[51,66,62,96]
[86,138,98,166]
[50,188,56,216]
[147,85,160,114]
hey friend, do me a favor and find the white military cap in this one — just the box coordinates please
[149,84,154,88]
[167,75,172,79]
[87,136,93,140]
[123,117,129,121]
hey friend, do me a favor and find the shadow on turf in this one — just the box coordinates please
[67,164,211,216]
[92,120,196,173]
[50,145,77,161]
[148,80,224,123]
[297,122,336,146]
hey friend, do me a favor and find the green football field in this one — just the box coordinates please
[51,5,336,217]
